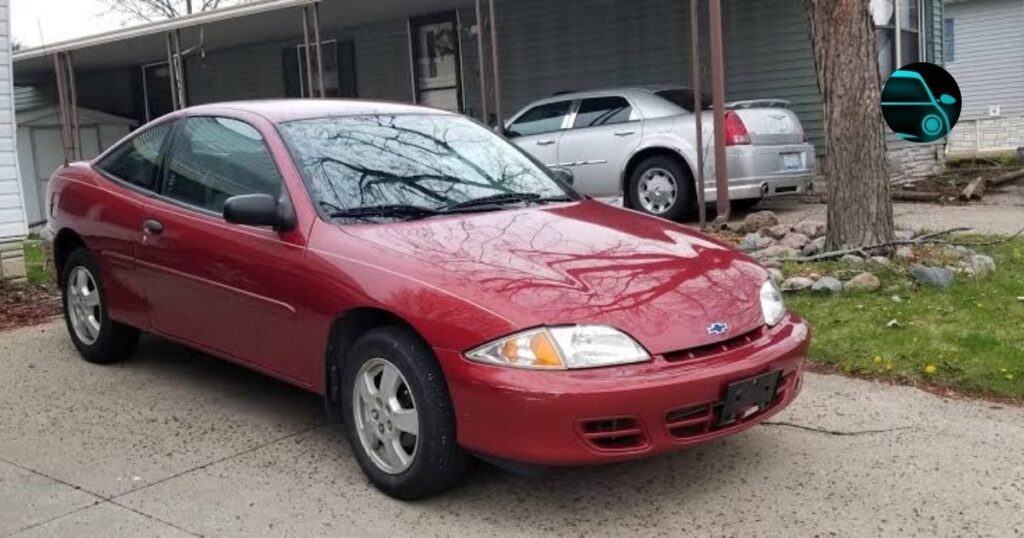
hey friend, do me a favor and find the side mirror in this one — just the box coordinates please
[550,167,575,186]
[223,193,295,232]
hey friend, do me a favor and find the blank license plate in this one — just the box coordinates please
[717,370,783,426]
[782,153,802,171]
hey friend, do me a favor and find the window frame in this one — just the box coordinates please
[875,0,926,77]
[505,99,577,138]
[155,115,289,219]
[943,18,955,63]
[568,95,640,131]
[92,118,179,197]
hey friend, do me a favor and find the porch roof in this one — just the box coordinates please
[13,0,471,79]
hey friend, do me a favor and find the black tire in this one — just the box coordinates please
[61,247,140,364]
[340,326,466,499]
[626,155,697,221]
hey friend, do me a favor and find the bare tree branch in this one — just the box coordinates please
[101,0,248,22]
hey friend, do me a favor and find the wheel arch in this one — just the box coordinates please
[52,228,86,282]
[620,146,697,207]
[322,307,428,423]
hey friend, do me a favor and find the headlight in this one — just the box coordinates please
[760,279,787,326]
[466,325,651,370]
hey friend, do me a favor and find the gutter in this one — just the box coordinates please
[13,0,319,62]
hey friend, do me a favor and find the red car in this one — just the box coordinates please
[46,100,808,499]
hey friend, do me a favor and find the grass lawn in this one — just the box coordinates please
[785,237,1024,401]
[22,240,51,288]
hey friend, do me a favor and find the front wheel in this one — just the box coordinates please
[61,247,139,364]
[341,326,466,499]
[627,155,697,221]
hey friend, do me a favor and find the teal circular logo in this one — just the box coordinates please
[881,62,961,143]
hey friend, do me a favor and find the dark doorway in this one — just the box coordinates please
[142,62,181,121]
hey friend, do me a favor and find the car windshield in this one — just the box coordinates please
[882,75,931,103]
[278,114,574,221]
[654,89,711,112]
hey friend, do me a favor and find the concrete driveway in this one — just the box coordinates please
[1,321,1021,537]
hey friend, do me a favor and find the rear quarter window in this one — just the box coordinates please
[96,122,175,190]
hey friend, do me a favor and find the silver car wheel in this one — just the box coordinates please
[66,266,102,345]
[352,358,419,475]
[637,168,678,215]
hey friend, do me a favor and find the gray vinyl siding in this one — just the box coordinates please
[721,0,823,155]
[944,0,1024,119]
[0,0,26,239]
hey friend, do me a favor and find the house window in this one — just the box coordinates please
[872,0,924,77]
[943,18,955,62]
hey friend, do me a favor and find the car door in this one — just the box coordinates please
[85,121,177,329]
[554,96,642,197]
[505,100,575,167]
[135,115,309,379]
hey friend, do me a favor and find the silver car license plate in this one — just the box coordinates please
[782,153,802,171]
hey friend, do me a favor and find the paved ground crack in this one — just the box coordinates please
[762,421,912,436]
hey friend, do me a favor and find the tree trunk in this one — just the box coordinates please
[805,0,894,249]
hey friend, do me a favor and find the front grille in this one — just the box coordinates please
[664,371,797,440]
[579,417,647,451]
[662,327,765,363]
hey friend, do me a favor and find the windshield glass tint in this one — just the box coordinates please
[279,114,570,214]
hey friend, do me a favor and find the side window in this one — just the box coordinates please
[506,101,573,138]
[573,97,633,129]
[164,117,283,214]
[96,122,174,190]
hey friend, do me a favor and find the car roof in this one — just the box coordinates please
[182,99,456,123]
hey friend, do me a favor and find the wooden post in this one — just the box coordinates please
[487,0,503,126]
[708,0,730,223]
[313,3,326,98]
[474,0,490,124]
[691,0,706,228]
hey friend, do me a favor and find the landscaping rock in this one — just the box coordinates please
[763,223,793,240]
[869,256,892,266]
[780,232,811,250]
[793,220,827,239]
[896,246,914,259]
[802,236,827,257]
[909,264,954,288]
[840,254,866,265]
[967,254,996,277]
[737,210,780,234]
[739,233,775,253]
[780,277,815,292]
[811,276,843,295]
[761,259,783,269]
[844,272,881,292]
[768,268,785,283]
[753,245,799,260]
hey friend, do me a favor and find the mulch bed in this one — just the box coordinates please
[896,167,1021,204]
[0,282,62,331]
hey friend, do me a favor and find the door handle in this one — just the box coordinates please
[143,219,164,235]
[614,130,636,137]
[537,139,556,146]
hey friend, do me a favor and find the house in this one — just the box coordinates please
[943,0,1024,155]
[10,0,946,205]
[0,0,29,282]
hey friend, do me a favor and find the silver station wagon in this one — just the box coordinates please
[505,87,816,220]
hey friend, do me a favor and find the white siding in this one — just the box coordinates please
[0,0,26,239]
[945,0,1024,119]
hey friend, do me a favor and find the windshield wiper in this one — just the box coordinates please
[445,192,571,212]
[330,204,443,220]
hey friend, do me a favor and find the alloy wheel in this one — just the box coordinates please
[352,358,420,474]
[637,168,678,214]
[66,266,102,345]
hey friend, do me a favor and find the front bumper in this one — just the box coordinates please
[435,314,809,466]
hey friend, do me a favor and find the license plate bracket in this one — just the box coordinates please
[717,370,783,426]
[782,153,802,171]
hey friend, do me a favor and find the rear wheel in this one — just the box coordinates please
[61,248,139,364]
[341,326,466,499]
[627,155,696,221]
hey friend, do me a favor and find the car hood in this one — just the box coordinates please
[337,201,769,355]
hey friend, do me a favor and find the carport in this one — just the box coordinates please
[14,0,755,226]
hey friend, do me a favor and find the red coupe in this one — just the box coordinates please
[46,100,808,499]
